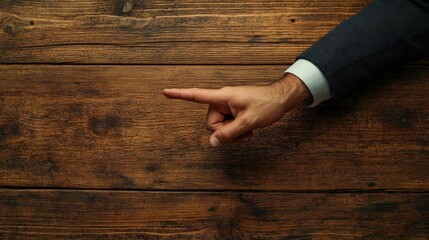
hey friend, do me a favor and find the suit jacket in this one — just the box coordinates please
[298,0,429,99]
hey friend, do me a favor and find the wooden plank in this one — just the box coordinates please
[0,0,370,64]
[0,190,427,239]
[0,65,428,190]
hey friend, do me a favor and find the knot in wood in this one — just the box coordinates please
[122,0,134,14]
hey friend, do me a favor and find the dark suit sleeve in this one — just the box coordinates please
[298,0,429,99]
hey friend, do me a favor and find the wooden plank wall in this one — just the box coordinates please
[0,0,428,239]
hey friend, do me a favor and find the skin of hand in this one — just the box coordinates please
[163,73,311,148]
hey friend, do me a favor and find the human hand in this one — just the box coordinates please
[163,74,311,147]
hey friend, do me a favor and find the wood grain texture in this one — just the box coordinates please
[1,0,427,238]
[0,189,427,239]
[0,0,370,64]
[0,65,428,191]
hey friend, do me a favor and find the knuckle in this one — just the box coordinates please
[217,128,232,142]
[190,88,197,102]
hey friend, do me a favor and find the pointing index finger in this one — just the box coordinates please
[163,88,221,104]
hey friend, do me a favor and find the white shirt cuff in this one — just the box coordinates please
[284,59,333,107]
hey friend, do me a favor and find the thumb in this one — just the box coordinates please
[209,117,251,147]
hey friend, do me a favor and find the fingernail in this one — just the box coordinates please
[209,135,221,148]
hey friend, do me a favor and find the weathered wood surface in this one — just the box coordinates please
[1,65,428,191]
[0,0,370,64]
[0,190,427,239]
[1,1,428,238]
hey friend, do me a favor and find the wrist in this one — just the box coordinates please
[270,73,312,113]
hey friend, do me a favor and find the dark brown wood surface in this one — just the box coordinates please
[1,190,428,239]
[0,0,428,239]
[0,65,428,191]
[1,0,370,64]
